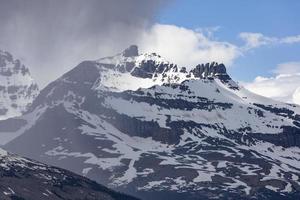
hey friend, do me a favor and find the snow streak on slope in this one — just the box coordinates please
[103,79,294,133]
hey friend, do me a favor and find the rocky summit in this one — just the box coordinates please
[1,46,300,200]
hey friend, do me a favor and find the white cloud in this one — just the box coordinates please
[239,33,300,104]
[239,32,300,50]
[273,61,300,74]
[138,24,240,69]
[195,26,221,38]
[138,26,300,72]
[239,32,277,50]
[280,35,300,44]
[244,62,300,105]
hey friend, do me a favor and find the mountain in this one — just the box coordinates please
[0,50,39,120]
[1,45,300,199]
[0,148,139,200]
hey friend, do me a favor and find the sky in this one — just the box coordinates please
[150,0,300,104]
[0,0,300,104]
[157,0,300,81]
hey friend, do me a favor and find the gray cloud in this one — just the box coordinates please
[0,0,167,87]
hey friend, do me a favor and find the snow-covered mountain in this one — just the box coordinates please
[0,50,39,120]
[1,45,300,199]
[0,148,139,200]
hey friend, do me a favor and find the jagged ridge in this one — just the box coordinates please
[95,45,237,92]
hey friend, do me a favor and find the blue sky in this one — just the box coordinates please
[157,0,300,81]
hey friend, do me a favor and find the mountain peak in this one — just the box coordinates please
[0,50,14,66]
[94,47,237,91]
[191,62,231,81]
[122,45,139,57]
[191,62,228,78]
[0,49,39,120]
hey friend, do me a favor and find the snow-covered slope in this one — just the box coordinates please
[0,50,39,120]
[1,46,300,200]
[0,148,139,200]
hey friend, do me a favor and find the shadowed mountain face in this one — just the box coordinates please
[0,148,139,200]
[1,46,300,200]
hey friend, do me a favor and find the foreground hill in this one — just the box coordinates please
[1,45,300,199]
[0,148,138,200]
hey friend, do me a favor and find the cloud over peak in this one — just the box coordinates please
[138,24,240,69]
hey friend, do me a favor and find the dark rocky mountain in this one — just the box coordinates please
[0,148,139,200]
[1,46,300,200]
[0,50,39,121]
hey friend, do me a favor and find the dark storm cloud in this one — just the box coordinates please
[0,0,167,87]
